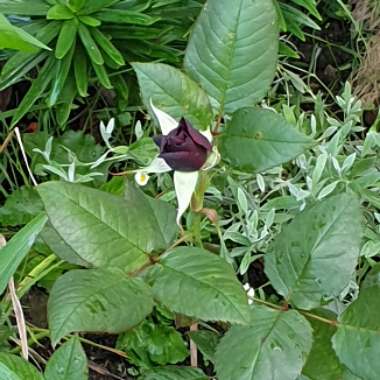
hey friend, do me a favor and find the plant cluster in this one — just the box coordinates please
[0,0,380,379]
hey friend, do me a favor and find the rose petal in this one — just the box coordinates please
[174,170,199,225]
[160,150,208,172]
[150,99,178,135]
[179,118,212,151]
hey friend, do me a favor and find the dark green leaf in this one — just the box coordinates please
[152,247,250,324]
[265,193,362,310]
[38,181,177,272]
[48,268,153,345]
[184,0,278,114]
[302,310,343,380]
[117,319,188,367]
[215,306,313,380]
[188,330,220,363]
[221,108,312,172]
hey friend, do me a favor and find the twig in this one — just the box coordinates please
[0,128,15,154]
[190,323,198,368]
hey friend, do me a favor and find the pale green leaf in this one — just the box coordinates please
[0,353,43,380]
[48,268,153,345]
[152,247,250,324]
[45,337,88,380]
[332,286,380,380]
[0,14,50,52]
[265,194,361,310]
[133,62,213,130]
[0,213,47,295]
[215,306,313,380]
[184,0,278,114]
[221,108,312,173]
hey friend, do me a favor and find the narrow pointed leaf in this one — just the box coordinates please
[0,214,47,295]
[55,19,77,59]
[78,23,104,65]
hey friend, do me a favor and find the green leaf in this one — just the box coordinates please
[184,0,278,114]
[265,193,362,310]
[45,337,88,380]
[332,286,380,380]
[215,306,313,380]
[79,0,120,14]
[0,213,47,295]
[152,247,250,324]
[141,366,208,380]
[95,9,160,26]
[92,62,113,89]
[90,28,124,66]
[188,330,220,363]
[0,186,43,227]
[49,43,76,106]
[220,108,312,172]
[48,268,153,345]
[11,56,56,127]
[0,0,49,15]
[74,46,89,96]
[47,4,74,20]
[117,319,188,367]
[55,19,78,59]
[0,14,50,52]
[78,23,104,65]
[302,310,343,380]
[132,62,213,131]
[37,181,177,272]
[0,353,43,380]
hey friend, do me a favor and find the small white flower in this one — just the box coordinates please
[243,283,255,304]
[134,100,216,225]
[134,172,149,186]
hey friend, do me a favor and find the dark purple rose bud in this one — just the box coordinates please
[154,118,212,171]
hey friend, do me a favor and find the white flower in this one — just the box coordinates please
[135,100,216,225]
